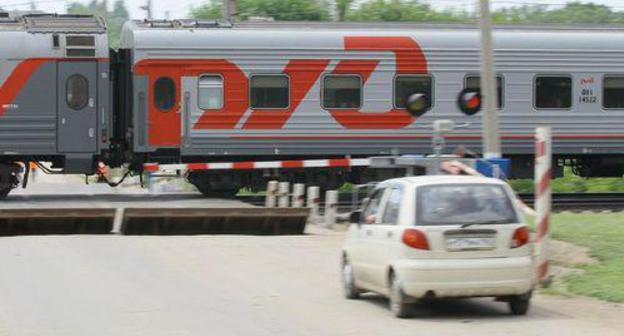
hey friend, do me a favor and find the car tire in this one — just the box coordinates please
[389,274,410,318]
[508,292,531,315]
[342,258,360,299]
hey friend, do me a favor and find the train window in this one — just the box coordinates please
[603,76,624,109]
[465,75,503,108]
[198,75,224,109]
[250,75,289,109]
[323,75,361,109]
[66,74,89,110]
[154,77,176,112]
[394,75,433,110]
[535,76,572,109]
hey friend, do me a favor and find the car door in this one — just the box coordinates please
[369,185,405,289]
[352,187,387,288]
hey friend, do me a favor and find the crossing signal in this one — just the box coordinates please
[405,93,429,117]
[457,89,482,116]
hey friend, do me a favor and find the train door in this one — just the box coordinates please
[57,61,97,153]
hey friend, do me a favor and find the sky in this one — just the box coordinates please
[0,0,622,20]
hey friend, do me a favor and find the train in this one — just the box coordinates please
[0,13,623,198]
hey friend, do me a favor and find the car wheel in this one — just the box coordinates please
[389,274,410,318]
[342,258,360,299]
[508,292,531,315]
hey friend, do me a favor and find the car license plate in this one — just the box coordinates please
[446,237,496,251]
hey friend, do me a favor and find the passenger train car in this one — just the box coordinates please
[0,14,623,197]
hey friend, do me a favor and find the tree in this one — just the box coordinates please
[190,0,223,20]
[492,2,624,25]
[191,0,329,21]
[335,0,353,21]
[189,0,624,25]
[345,0,468,23]
[66,0,129,48]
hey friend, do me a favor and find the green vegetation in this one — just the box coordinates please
[191,0,330,21]
[343,0,466,23]
[508,167,624,194]
[67,0,129,49]
[547,212,624,302]
[191,0,624,25]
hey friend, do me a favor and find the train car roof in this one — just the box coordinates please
[0,14,106,33]
[120,19,624,51]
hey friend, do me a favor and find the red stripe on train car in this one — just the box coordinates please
[0,59,49,116]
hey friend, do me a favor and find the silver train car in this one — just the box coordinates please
[0,14,110,196]
[1,14,624,196]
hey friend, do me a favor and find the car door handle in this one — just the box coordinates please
[365,229,373,236]
[387,231,393,238]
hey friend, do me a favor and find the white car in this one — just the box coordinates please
[341,175,535,318]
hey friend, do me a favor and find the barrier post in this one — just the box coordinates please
[265,180,278,208]
[535,127,552,286]
[292,183,305,208]
[324,190,338,228]
[278,182,290,208]
[307,186,320,224]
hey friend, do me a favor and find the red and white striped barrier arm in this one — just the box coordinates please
[534,127,552,285]
[144,158,371,173]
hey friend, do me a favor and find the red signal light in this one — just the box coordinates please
[457,89,482,115]
[402,228,430,250]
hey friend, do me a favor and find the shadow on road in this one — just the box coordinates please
[357,293,565,320]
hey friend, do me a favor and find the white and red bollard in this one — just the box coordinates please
[278,182,290,208]
[265,180,278,208]
[534,127,552,286]
[292,183,305,208]
[324,190,338,228]
[307,186,320,224]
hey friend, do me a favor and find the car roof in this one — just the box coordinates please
[379,175,507,188]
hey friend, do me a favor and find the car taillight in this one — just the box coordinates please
[402,228,429,250]
[511,226,529,248]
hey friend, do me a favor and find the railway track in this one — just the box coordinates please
[236,192,624,212]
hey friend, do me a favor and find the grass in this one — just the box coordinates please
[546,212,624,302]
[508,166,624,193]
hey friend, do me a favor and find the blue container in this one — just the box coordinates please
[476,158,511,179]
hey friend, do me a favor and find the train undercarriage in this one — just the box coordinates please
[0,153,622,199]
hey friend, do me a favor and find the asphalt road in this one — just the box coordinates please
[0,226,622,336]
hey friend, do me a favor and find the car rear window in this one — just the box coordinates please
[416,184,518,226]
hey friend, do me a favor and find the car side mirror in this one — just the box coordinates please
[349,210,361,224]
